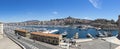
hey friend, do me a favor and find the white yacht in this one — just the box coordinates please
[43,29,59,33]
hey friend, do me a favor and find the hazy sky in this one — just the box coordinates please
[0,0,120,22]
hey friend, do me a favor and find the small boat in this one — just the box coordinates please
[98,31,104,37]
[86,33,94,38]
[107,32,113,37]
[62,31,68,37]
[96,27,101,31]
[103,31,108,37]
[77,25,88,30]
[73,32,79,39]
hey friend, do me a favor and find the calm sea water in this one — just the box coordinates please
[23,26,118,39]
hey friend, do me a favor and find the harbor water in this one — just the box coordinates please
[23,26,118,39]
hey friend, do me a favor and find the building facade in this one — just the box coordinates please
[14,29,30,38]
[0,22,3,39]
[31,32,62,45]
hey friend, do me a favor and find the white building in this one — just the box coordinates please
[0,22,3,39]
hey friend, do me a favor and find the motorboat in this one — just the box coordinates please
[96,27,101,31]
[86,33,94,39]
[98,31,104,37]
[43,29,59,33]
[103,31,108,37]
[62,31,68,37]
[49,29,59,33]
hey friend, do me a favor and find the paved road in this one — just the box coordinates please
[4,29,32,49]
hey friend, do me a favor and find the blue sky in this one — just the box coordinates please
[0,0,120,22]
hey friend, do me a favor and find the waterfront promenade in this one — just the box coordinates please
[102,37,120,49]
[0,36,22,49]
[78,39,119,49]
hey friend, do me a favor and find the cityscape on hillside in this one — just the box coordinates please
[5,16,116,26]
[5,16,118,30]
[1,0,120,49]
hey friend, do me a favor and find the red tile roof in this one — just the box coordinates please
[31,32,61,38]
[15,29,28,33]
